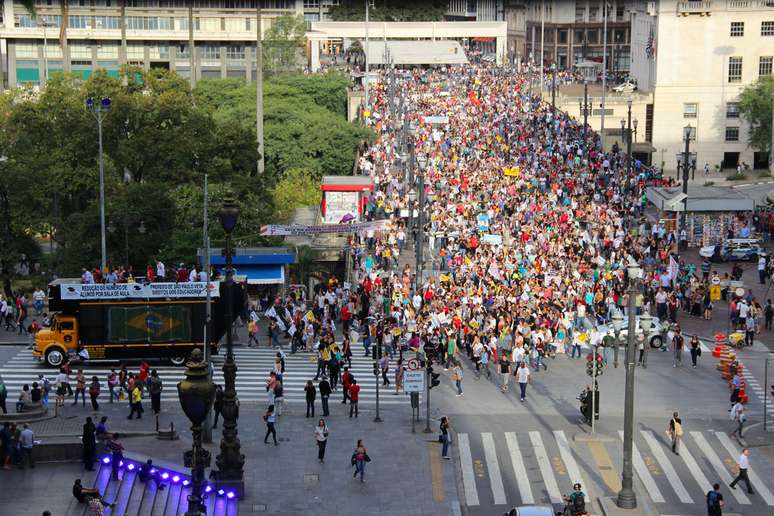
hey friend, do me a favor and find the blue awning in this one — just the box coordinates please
[223,265,284,285]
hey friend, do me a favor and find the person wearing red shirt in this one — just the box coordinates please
[348,379,360,418]
[341,368,353,405]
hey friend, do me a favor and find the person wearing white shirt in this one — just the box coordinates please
[155,260,165,281]
[729,448,753,494]
[515,362,531,402]
[758,255,768,284]
[188,268,198,283]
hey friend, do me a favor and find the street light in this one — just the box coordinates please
[618,259,642,509]
[633,118,639,143]
[415,155,428,294]
[178,349,215,516]
[611,311,624,368]
[679,125,696,251]
[86,96,111,275]
[550,62,556,110]
[639,311,653,369]
[214,196,245,496]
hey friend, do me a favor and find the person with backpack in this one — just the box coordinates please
[37,374,50,409]
[668,411,683,455]
[706,483,724,516]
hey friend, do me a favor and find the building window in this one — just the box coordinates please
[178,18,201,31]
[200,45,221,60]
[586,29,598,44]
[94,16,119,29]
[127,16,169,31]
[728,56,742,83]
[761,21,774,36]
[177,44,190,59]
[726,102,740,119]
[304,0,320,8]
[730,22,744,37]
[69,16,89,29]
[41,15,62,28]
[16,15,35,28]
[683,103,698,119]
[558,29,568,44]
[725,127,739,142]
[575,29,585,44]
[226,45,244,60]
[760,56,773,76]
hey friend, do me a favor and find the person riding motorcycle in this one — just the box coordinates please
[563,483,587,516]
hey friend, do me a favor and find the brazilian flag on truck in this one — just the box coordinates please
[108,305,192,343]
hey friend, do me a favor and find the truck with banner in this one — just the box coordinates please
[33,279,237,367]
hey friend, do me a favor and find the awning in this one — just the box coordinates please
[224,265,285,285]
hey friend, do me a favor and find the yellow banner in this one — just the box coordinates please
[503,167,520,177]
[710,285,721,302]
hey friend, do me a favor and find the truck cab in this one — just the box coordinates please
[33,314,78,367]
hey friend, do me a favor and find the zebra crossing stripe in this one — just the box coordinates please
[457,433,479,507]
[690,432,751,505]
[504,432,534,505]
[529,431,563,505]
[714,432,774,506]
[481,432,507,505]
[641,430,693,504]
[676,433,713,497]
[618,431,665,504]
[553,430,589,502]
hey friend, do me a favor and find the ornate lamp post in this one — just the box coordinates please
[178,349,216,516]
[86,96,111,274]
[214,196,245,496]
[611,311,623,368]
[639,312,653,369]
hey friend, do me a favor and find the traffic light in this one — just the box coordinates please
[373,362,379,377]
[372,345,378,361]
[586,352,604,377]
[428,364,441,389]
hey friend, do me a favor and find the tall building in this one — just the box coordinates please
[524,0,641,71]
[446,0,504,20]
[0,0,306,89]
[635,0,774,171]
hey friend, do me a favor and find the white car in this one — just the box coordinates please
[613,81,637,93]
[596,315,665,349]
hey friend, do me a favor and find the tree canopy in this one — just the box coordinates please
[263,14,308,73]
[738,76,774,153]
[0,67,371,285]
[329,0,447,21]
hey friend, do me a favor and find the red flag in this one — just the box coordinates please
[468,89,480,107]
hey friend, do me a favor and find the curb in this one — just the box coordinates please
[37,430,159,439]
[730,180,774,189]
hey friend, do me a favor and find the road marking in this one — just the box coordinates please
[481,432,507,505]
[690,432,751,505]
[428,442,445,503]
[618,431,665,503]
[529,431,563,505]
[714,432,774,506]
[457,433,479,506]
[505,432,534,505]
[554,431,589,502]
[675,435,712,494]
[587,440,621,494]
[641,430,693,504]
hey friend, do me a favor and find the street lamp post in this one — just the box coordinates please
[583,79,589,152]
[611,311,623,369]
[214,196,245,496]
[640,312,653,369]
[86,97,111,274]
[178,349,215,516]
[617,260,643,509]
[633,118,639,143]
[680,125,695,251]
[620,99,633,191]
[415,154,427,294]
[550,63,556,111]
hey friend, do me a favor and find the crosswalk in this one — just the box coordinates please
[0,347,415,406]
[456,429,774,511]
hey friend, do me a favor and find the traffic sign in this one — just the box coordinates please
[407,358,421,371]
[403,371,425,393]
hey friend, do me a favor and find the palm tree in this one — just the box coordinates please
[292,245,327,287]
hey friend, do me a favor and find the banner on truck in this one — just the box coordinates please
[60,282,220,300]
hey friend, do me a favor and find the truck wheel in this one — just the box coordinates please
[169,356,186,366]
[45,348,66,368]
[649,335,663,349]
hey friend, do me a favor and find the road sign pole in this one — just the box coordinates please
[424,368,432,434]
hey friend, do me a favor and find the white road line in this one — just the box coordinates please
[529,431,562,505]
[553,430,589,502]
[641,430,693,504]
[690,432,751,505]
[618,431,665,504]
[457,433,479,507]
[504,432,534,505]
[714,432,774,506]
[481,432,507,505]
[675,436,713,495]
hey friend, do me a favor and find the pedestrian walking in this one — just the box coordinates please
[19,424,34,469]
[394,359,404,394]
[498,355,510,392]
[273,380,284,417]
[318,376,331,417]
[667,412,683,455]
[730,402,747,439]
[706,483,724,516]
[127,384,142,419]
[351,439,369,483]
[689,335,701,368]
[73,369,86,406]
[729,372,741,410]
[315,419,328,463]
[107,433,124,480]
[341,367,353,404]
[305,380,316,418]
[0,375,7,414]
[212,384,223,429]
[729,448,754,494]
[37,374,50,409]
[672,328,684,368]
[262,404,278,445]
[516,362,531,402]
[82,416,96,471]
[348,379,360,418]
[148,370,162,415]
[88,376,100,411]
[440,416,451,460]
[451,361,463,396]
[379,352,390,386]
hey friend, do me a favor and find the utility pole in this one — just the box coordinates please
[539,0,545,95]
[188,3,195,89]
[414,174,425,294]
[256,2,264,175]
[617,267,639,509]
[601,1,608,138]
[364,0,370,114]
[681,126,693,247]
[202,174,213,444]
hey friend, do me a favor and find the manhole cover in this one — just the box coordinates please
[304,474,319,486]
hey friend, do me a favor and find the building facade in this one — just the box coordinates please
[647,0,773,172]
[524,0,641,71]
[0,0,311,89]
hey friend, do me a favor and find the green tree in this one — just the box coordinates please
[738,76,774,153]
[264,14,307,73]
[329,0,447,21]
[272,168,323,223]
[290,245,327,286]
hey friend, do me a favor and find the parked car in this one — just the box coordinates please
[699,238,763,262]
[501,506,557,516]
[613,81,637,93]
[597,315,665,349]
